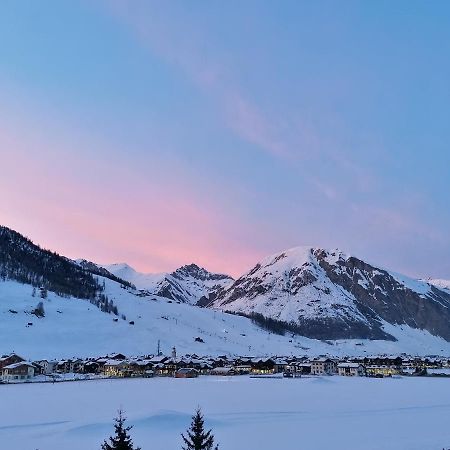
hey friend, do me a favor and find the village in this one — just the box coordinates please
[1,348,450,384]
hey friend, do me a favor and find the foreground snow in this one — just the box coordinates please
[1,376,449,450]
[2,279,450,359]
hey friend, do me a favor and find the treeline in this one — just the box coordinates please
[77,259,135,290]
[92,292,119,316]
[0,226,120,318]
[225,310,297,336]
[0,226,102,298]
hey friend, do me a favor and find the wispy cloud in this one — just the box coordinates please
[105,1,379,192]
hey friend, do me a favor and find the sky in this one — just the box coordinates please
[0,0,449,278]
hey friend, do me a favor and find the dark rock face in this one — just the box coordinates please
[314,250,450,341]
[172,264,232,283]
[211,247,450,341]
[152,264,233,304]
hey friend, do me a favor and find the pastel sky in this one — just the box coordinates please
[1,1,449,278]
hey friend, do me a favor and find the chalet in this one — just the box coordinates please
[103,360,130,377]
[251,358,276,374]
[160,358,177,376]
[33,359,57,375]
[128,360,154,376]
[56,360,72,373]
[84,361,100,374]
[311,358,337,375]
[234,365,252,375]
[2,362,35,382]
[149,355,170,365]
[0,354,25,370]
[294,363,312,375]
[337,363,366,377]
[366,365,401,377]
[210,367,236,376]
[363,356,402,369]
[175,368,199,378]
[32,361,45,375]
[72,359,84,373]
[273,359,289,373]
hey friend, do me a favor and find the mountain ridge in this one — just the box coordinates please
[210,246,450,341]
[104,261,233,305]
[1,225,450,346]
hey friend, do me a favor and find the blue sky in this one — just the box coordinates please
[0,0,449,278]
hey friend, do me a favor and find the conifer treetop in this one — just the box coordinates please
[101,409,141,450]
[181,408,219,450]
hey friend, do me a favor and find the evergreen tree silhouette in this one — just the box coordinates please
[101,409,141,450]
[181,408,219,450]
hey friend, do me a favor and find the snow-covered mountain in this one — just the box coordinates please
[2,225,450,358]
[210,247,450,342]
[104,262,233,305]
[2,277,450,360]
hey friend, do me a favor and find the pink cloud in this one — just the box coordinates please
[0,99,266,277]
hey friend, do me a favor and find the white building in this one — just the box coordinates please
[337,362,365,377]
[311,358,337,375]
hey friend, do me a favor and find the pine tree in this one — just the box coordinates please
[33,301,45,318]
[181,408,219,450]
[101,409,141,450]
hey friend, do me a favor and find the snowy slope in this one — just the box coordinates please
[211,247,450,341]
[104,263,233,305]
[0,278,296,359]
[427,278,450,292]
[214,247,365,322]
[103,263,166,290]
[2,224,450,358]
[2,278,450,360]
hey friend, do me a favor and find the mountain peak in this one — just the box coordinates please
[172,263,232,282]
[211,245,450,342]
[106,262,136,273]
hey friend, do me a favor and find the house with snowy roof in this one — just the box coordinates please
[1,362,35,382]
[0,353,25,370]
[337,362,365,377]
[311,358,337,375]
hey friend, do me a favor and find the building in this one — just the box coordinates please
[250,358,276,374]
[273,359,289,373]
[103,360,130,377]
[210,367,236,376]
[337,363,365,377]
[311,358,337,375]
[286,362,311,375]
[0,354,25,370]
[175,368,199,378]
[366,365,401,377]
[2,362,35,382]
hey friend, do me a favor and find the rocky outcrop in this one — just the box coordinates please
[211,247,450,341]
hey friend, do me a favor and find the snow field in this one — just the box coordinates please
[1,375,450,450]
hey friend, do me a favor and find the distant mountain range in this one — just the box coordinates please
[104,262,232,305]
[1,225,450,351]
